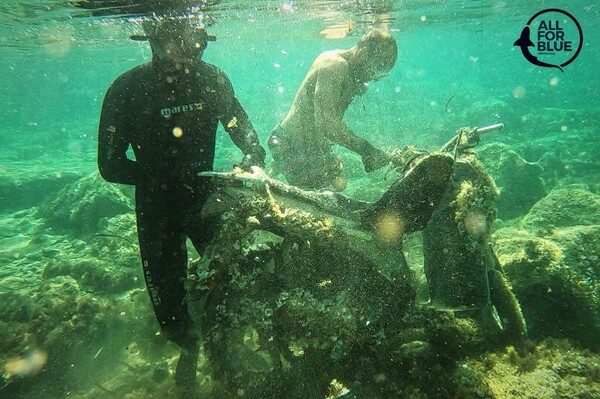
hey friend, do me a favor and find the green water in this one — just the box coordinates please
[2,1,597,162]
[1,1,599,398]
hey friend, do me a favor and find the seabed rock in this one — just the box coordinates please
[520,184,600,233]
[42,212,142,295]
[478,143,546,220]
[492,184,600,349]
[495,225,600,350]
[0,170,82,213]
[453,338,600,399]
[35,173,132,236]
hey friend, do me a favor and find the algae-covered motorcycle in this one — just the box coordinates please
[190,123,525,398]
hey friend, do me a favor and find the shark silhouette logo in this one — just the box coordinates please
[514,8,583,72]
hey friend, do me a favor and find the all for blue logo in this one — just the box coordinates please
[514,8,583,72]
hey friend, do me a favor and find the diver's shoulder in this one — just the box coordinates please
[314,50,347,69]
[110,63,153,89]
[316,50,345,62]
[198,61,234,92]
[198,61,230,79]
[319,50,343,58]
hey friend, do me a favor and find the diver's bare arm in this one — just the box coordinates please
[313,64,371,154]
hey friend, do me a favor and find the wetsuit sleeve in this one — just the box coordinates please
[218,75,266,167]
[97,81,140,185]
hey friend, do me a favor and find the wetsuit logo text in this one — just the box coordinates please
[143,260,162,306]
[160,102,203,117]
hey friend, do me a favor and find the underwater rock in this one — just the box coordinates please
[478,143,546,220]
[0,289,34,324]
[514,125,600,191]
[495,226,600,349]
[0,275,140,396]
[459,97,511,127]
[35,173,132,236]
[0,275,89,394]
[43,256,141,295]
[41,213,141,294]
[0,290,34,365]
[520,184,600,233]
[453,338,600,398]
[0,170,82,213]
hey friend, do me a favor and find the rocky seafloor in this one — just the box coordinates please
[1,112,600,398]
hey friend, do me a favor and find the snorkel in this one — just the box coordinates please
[130,15,216,64]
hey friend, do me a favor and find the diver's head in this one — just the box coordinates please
[137,16,216,64]
[355,30,398,82]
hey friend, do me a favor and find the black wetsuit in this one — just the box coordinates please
[98,59,265,347]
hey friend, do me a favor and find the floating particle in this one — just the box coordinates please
[512,86,526,99]
[317,279,332,288]
[319,21,353,39]
[4,350,48,378]
[172,127,183,138]
[41,27,72,57]
[247,216,260,225]
[332,176,347,191]
[375,213,405,242]
[463,210,488,238]
[227,116,238,128]
[281,2,294,12]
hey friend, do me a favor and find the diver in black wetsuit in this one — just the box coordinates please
[97,16,266,397]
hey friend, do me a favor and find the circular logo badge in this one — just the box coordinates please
[514,8,583,72]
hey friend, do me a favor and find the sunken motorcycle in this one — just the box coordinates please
[188,123,525,398]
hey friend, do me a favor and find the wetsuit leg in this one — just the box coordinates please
[135,197,192,348]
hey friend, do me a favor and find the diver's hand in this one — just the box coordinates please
[235,145,266,172]
[361,145,391,172]
[236,154,257,172]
